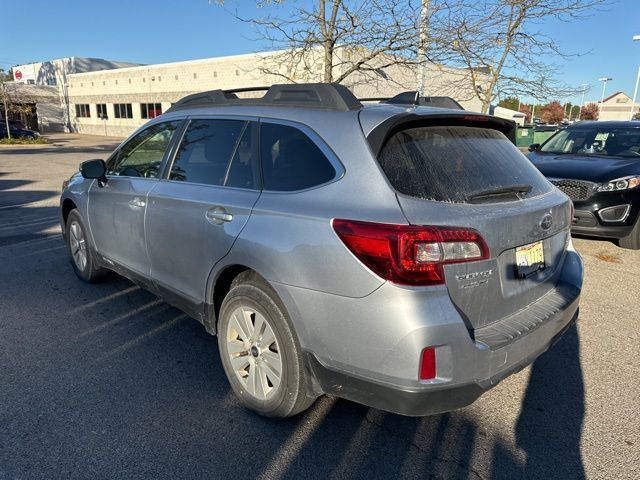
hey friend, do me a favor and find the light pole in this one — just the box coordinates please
[416,0,430,96]
[598,77,612,120]
[629,35,640,120]
[578,83,589,120]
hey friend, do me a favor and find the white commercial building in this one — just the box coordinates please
[8,57,140,132]
[8,50,487,137]
[592,92,640,121]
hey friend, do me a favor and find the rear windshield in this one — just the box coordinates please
[377,125,551,203]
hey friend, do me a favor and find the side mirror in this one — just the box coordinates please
[528,143,540,152]
[80,159,107,186]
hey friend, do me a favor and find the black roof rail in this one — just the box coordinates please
[166,83,363,113]
[385,91,465,110]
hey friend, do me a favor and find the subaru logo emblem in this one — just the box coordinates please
[540,213,553,230]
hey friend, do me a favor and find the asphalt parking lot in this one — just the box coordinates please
[0,133,638,479]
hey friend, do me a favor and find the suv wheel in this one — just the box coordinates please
[619,218,640,250]
[218,272,317,418]
[65,209,108,282]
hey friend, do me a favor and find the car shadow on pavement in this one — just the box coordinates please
[1,268,587,479]
[0,177,60,246]
[511,322,586,479]
[0,178,34,191]
[263,326,586,480]
[0,143,120,156]
[572,233,618,248]
[0,183,586,479]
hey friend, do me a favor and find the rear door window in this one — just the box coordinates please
[170,119,259,189]
[377,125,551,203]
[260,122,337,191]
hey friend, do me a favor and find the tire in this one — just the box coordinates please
[217,272,317,418]
[619,217,640,250]
[65,209,109,282]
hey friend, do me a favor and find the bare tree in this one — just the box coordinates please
[438,0,605,113]
[1,81,14,138]
[215,0,602,110]
[219,1,449,89]
[0,80,38,138]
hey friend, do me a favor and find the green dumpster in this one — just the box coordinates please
[516,126,559,149]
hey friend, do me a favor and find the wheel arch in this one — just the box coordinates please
[61,197,77,228]
[205,263,302,341]
[205,264,252,335]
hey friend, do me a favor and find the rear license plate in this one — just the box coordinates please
[515,241,545,278]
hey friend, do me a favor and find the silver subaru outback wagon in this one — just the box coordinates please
[60,84,583,418]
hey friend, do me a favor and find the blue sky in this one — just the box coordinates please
[1,0,638,105]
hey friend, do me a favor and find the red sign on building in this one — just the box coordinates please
[14,70,23,80]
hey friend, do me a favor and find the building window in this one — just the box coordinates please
[114,103,133,119]
[47,78,57,86]
[141,103,162,119]
[193,73,197,79]
[115,79,118,85]
[96,104,108,119]
[75,104,90,118]
[213,71,217,78]
[175,75,179,80]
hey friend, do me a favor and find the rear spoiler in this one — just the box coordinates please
[366,112,518,157]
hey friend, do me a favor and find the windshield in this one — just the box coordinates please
[377,125,551,203]
[540,126,640,158]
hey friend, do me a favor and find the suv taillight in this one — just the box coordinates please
[332,219,489,286]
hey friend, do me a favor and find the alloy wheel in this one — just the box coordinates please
[226,306,282,400]
[69,220,88,271]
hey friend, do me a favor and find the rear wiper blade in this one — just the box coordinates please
[465,184,532,203]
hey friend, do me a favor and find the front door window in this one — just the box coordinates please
[107,121,180,178]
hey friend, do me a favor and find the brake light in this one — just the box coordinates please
[332,219,489,286]
[462,115,490,122]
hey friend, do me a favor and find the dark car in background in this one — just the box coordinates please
[528,121,640,249]
[0,122,39,140]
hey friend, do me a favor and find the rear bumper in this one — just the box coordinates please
[274,245,583,416]
[306,306,578,416]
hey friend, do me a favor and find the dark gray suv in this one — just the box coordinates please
[60,84,583,418]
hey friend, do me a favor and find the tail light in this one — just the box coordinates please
[332,219,489,286]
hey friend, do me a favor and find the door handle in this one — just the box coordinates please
[205,207,233,225]
[128,198,146,208]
